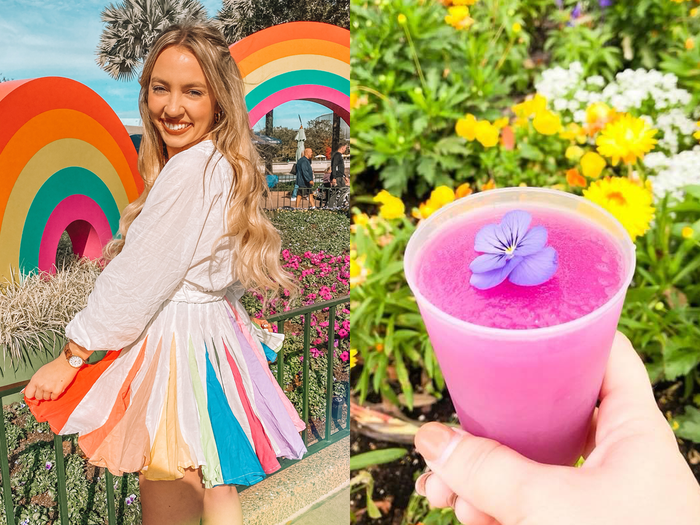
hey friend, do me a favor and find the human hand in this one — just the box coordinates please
[252,318,275,334]
[24,354,79,401]
[414,332,700,525]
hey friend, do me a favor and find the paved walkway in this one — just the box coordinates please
[288,483,350,525]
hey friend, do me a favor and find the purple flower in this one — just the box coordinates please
[469,210,558,290]
[45,462,52,471]
[571,2,582,18]
[599,0,612,7]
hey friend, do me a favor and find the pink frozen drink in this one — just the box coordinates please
[404,188,635,465]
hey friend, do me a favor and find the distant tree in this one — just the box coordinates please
[0,73,13,83]
[266,126,299,161]
[214,0,349,45]
[304,118,334,159]
[95,0,207,81]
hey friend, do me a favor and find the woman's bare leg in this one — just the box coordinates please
[202,483,243,525]
[139,467,205,525]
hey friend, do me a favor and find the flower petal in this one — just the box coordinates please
[474,224,505,254]
[515,225,548,256]
[469,253,507,273]
[470,256,523,290]
[508,247,558,286]
[500,210,532,247]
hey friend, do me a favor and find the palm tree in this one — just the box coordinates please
[95,0,208,81]
[214,0,349,45]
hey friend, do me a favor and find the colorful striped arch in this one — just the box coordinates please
[230,22,350,127]
[0,77,141,280]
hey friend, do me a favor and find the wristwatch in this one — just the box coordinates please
[63,342,86,369]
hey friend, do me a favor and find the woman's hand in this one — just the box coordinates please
[252,318,275,333]
[413,332,700,525]
[24,354,80,401]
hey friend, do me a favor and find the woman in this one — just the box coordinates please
[23,20,307,525]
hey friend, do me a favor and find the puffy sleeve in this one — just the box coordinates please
[65,149,222,351]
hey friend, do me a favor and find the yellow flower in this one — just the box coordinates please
[583,177,655,240]
[450,0,478,5]
[686,37,695,50]
[586,102,615,126]
[596,114,658,165]
[560,122,585,141]
[512,94,547,119]
[482,179,496,191]
[493,117,509,129]
[397,13,407,24]
[514,116,529,129]
[565,145,584,160]
[353,213,370,227]
[373,190,405,219]
[475,120,500,147]
[456,114,478,141]
[671,420,680,431]
[430,186,456,207]
[350,254,372,288]
[691,7,699,16]
[580,151,606,179]
[445,6,474,30]
[532,109,562,135]
[682,226,694,239]
[694,121,700,141]
[411,199,437,219]
[456,182,473,198]
[512,22,522,33]
[350,349,358,368]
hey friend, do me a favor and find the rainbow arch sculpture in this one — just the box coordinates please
[230,22,350,128]
[0,77,141,280]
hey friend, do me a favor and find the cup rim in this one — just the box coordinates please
[404,187,637,340]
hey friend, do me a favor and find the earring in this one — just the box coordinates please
[215,110,224,123]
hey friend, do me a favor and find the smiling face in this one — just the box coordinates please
[148,46,218,158]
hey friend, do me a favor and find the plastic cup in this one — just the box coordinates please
[404,188,636,465]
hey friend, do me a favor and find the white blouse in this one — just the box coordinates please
[65,139,282,353]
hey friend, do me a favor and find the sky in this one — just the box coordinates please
[0,0,329,130]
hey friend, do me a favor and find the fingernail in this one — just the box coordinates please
[415,472,430,496]
[415,423,460,464]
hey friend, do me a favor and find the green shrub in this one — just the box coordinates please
[269,209,350,255]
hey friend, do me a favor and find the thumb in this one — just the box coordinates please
[415,422,549,523]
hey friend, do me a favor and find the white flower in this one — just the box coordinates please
[587,75,605,87]
[554,98,569,111]
[646,146,700,202]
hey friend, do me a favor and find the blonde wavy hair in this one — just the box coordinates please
[103,19,297,305]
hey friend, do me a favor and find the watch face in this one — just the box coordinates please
[69,356,83,368]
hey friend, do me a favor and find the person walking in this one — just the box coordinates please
[23,20,306,525]
[293,147,315,209]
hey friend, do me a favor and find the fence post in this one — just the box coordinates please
[53,434,69,525]
[325,305,337,441]
[0,400,16,525]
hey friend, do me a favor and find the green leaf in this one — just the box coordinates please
[662,338,700,380]
[350,448,408,471]
[675,406,700,443]
[518,143,544,161]
[683,185,700,201]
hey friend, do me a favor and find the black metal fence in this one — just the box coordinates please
[0,296,351,523]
